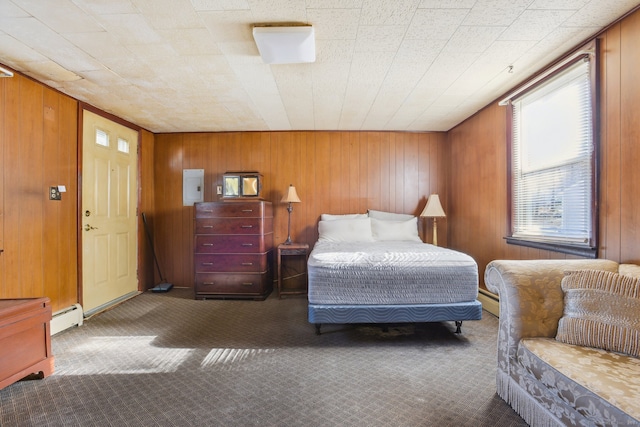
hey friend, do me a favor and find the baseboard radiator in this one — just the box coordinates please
[50,304,84,335]
[478,288,500,317]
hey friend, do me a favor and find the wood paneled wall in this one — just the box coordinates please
[2,7,639,310]
[138,129,156,290]
[0,73,79,311]
[152,131,448,288]
[448,9,640,291]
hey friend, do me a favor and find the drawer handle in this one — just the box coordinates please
[202,225,213,228]
[241,262,253,266]
[241,209,253,213]
[203,210,213,213]
[203,282,214,285]
[242,282,254,286]
[241,225,253,228]
[203,243,213,246]
[241,243,254,247]
[202,262,214,266]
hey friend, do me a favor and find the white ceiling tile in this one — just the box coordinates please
[65,32,131,60]
[191,0,251,11]
[354,25,406,52]
[499,9,576,41]
[306,8,361,40]
[0,34,47,62]
[314,39,355,63]
[395,38,446,63]
[305,0,363,8]
[13,0,101,33]
[0,1,30,17]
[71,0,138,15]
[361,64,426,129]
[158,28,223,55]
[529,0,590,10]
[563,0,640,26]
[406,8,470,40]
[273,66,315,129]
[418,0,476,9]
[359,0,419,25]
[311,62,349,128]
[23,59,83,82]
[132,0,204,30]
[3,17,103,72]
[443,25,507,53]
[0,0,636,132]
[183,54,235,76]
[198,10,254,42]
[462,0,530,27]
[246,0,309,23]
[93,13,163,45]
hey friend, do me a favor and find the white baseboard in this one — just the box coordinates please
[478,289,499,317]
[51,303,84,335]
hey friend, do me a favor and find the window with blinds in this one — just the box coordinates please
[507,53,597,256]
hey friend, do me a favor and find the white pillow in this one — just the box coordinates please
[318,218,374,242]
[320,213,368,221]
[368,209,415,221]
[370,217,422,242]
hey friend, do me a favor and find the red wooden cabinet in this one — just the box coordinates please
[0,297,54,390]
[194,201,273,300]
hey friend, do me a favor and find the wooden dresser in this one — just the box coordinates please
[0,298,54,390]
[194,201,274,300]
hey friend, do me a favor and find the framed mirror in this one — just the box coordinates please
[222,172,263,200]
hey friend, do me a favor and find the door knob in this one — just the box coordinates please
[84,224,98,231]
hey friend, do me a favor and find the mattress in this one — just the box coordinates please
[308,241,478,305]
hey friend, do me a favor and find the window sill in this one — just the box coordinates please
[505,237,597,258]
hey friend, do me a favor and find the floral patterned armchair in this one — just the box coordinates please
[484,259,640,427]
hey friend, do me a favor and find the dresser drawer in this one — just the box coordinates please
[195,218,273,235]
[196,202,272,219]
[195,235,271,253]
[195,273,268,296]
[195,253,269,273]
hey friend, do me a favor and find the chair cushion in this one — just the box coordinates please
[556,269,640,357]
[519,338,640,424]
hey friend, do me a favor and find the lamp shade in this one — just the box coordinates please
[252,25,315,64]
[281,185,301,203]
[420,194,446,218]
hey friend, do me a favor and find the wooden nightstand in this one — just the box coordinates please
[277,243,309,298]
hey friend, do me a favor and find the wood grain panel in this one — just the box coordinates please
[0,78,4,266]
[449,9,640,290]
[0,74,78,310]
[599,22,622,262]
[152,131,448,288]
[139,129,155,290]
[619,12,640,264]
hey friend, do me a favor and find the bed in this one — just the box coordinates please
[307,211,482,335]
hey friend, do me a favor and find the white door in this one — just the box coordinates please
[82,110,138,315]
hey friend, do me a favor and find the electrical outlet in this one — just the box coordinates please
[49,186,61,200]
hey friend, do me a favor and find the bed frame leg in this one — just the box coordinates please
[315,324,321,335]
[455,321,462,334]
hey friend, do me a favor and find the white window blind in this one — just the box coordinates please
[511,58,594,246]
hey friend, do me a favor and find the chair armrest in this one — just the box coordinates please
[484,259,619,374]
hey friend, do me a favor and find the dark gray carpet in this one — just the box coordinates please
[0,289,527,426]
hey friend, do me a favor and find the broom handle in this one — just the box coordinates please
[141,212,166,282]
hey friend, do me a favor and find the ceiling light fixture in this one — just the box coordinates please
[252,25,315,64]
[0,65,14,78]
